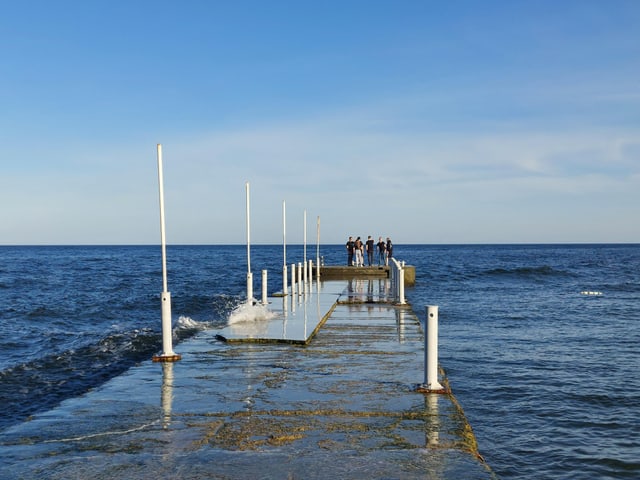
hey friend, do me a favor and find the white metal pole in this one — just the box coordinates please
[425,306,443,390]
[303,210,308,289]
[291,263,296,297]
[154,144,178,361]
[398,268,406,305]
[283,201,288,295]
[297,262,303,295]
[246,182,252,304]
[261,269,268,305]
[158,144,168,293]
[283,264,288,296]
[316,216,321,280]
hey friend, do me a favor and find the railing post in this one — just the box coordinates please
[424,306,444,391]
[246,272,253,304]
[398,267,406,305]
[282,264,288,296]
[297,262,303,295]
[261,269,268,305]
[291,263,296,297]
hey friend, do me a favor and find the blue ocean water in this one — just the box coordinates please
[0,244,638,479]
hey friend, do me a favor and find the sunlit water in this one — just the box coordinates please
[0,244,638,479]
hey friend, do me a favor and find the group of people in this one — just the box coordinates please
[346,236,393,267]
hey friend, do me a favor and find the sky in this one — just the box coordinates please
[1,1,639,245]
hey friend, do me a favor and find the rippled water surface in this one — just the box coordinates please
[1,244,638,479]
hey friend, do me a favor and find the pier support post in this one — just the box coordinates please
[297,262,303,295]
[261,269,268,305]
[423,306,444,391]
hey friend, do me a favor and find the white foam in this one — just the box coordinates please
[176,315,207,330]
[227,301,277,325]
[580,291,603,296]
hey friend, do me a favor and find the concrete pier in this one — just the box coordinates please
[315,264,416,285]
[0,278,494,479]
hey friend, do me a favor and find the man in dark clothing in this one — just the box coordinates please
[365,236,375,266]
[377,236,386,266]
[346,236,355,266]
[386,237,393,265]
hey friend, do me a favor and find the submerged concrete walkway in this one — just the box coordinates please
[0,279,496,480]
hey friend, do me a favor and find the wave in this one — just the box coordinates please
[227,301,277,325]
[0,318,205,433]
[483,265,570,277]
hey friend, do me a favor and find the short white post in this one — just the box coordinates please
[291,263,296,296]
[308,259,313,286]
[303,259,308,294]
[297,262,303,295]
[282,264,288,296]
[424,306,443,390]
[261,269,268,305]
[398,267,406,305]
[153,144,180,362]
[247,271,253,304]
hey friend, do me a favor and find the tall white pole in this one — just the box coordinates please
[316,215,321,280]
[153,144,179,362]
[283,200,288,296]
[283,200,287,267]
[303,209,307,289]
[246,182,253,303]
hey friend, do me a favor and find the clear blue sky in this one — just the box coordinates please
[1,1,639,245]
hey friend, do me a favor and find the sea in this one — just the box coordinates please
[0,243,638,479]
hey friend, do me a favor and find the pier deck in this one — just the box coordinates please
[0,279,495,479]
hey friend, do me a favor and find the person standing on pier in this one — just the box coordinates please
[346,236,355,266]
[366,236,375,266]
[385,237,393,266]
[377,237,386,266]
[354,236,364,267]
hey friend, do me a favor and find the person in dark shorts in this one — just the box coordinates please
[346,236,355,266]
[365,236,375,266]
[377,237,386,266]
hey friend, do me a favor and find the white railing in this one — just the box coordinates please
[389,258,406,305]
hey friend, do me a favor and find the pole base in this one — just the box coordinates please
[152,353,182,362]
[414,383,449,394]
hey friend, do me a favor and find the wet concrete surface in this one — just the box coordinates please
[0,279,496,479]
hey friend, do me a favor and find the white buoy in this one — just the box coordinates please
[153,144,180,362]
